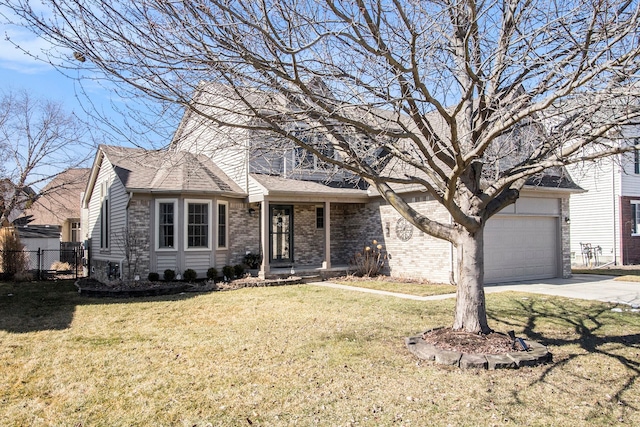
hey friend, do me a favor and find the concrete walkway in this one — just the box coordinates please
[311,274,640,307]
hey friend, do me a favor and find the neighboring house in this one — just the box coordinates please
[16,168,89,245]
[0,178,36,226]
[83,88,580,284]
[567,135,640,266]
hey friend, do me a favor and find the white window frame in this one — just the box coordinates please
[217,201,229,249]
[155,199,178,251]
[71,221,81,243]
[184,199,212,250]
[631,200,640,236]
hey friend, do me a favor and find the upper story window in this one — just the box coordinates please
[156,200,177,250]
[292,129,336,171]
[635,148,640,174]
[186,200,210,249]
[294,147,316,169]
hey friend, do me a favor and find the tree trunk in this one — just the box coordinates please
[453,226,492,334]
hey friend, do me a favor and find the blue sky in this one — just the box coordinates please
[0,19,111,167]
[0,14,174,165]
[0,15,105,117]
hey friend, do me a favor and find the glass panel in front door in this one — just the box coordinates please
[271,206,292,262]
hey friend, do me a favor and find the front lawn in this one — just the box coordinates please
[1,280,638,426]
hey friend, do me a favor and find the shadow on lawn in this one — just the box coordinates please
[0,280,201,333]
[489,297,640,412]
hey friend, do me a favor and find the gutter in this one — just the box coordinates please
[125,188,249,199]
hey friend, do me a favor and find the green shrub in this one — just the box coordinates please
[243,252,261,269]
[148,272,160,281]
[234,264,245,278]
[222,265,235,280]
[163,269,176,281]
[183,269,197,282]
[207,267,218,281]
[349,239,387,277]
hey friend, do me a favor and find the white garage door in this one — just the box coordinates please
[484,216,558,284]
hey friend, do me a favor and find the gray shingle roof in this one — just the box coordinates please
[250,173,369,198]
[100,145,245,195]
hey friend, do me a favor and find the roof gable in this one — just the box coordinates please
[91,145,246,196]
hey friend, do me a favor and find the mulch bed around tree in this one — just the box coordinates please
[421,328,519,354]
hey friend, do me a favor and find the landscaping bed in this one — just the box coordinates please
[75,275,303,297]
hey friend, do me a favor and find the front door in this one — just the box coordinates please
[270,205,293,264]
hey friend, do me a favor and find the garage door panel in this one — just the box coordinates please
[484,216,558,284]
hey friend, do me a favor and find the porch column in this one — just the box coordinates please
[259,199,270,279]
[322,201,331,269]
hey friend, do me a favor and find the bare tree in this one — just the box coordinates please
[3,0,639,333]
[113,226,143,281]
[0,89,93,226]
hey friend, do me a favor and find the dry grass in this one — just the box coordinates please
[614,275,640,283]
[1,280,639,426]
[335,277,456,297]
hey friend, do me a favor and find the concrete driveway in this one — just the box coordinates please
[485,274,640,307]
[313,274,640,307]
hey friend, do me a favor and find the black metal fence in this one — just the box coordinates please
[0,245,85,280]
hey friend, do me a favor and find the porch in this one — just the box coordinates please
[248,174,371,281]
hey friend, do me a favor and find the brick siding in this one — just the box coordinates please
[91,193,571,283]
[225,201,261,268]
[329,198,454,283]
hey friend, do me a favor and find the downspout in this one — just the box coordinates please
[121,192,134,279]
[245,141,250,193]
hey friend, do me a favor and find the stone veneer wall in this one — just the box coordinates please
[89,198,151,282]
[377,198,453,283]
[127,199,151,279]
[292,205,325,266]
[330,203,382,266]
[90,259,111,283]
[225,201,261,268]
[329,197,454,283]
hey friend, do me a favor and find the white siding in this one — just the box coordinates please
[248,176,266,201]
[174,97,250,191]
[86,155,128,262]
[620,152,640,196]
[567,160,620,265]
[156,252,178,273]
[184,252,212,276]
